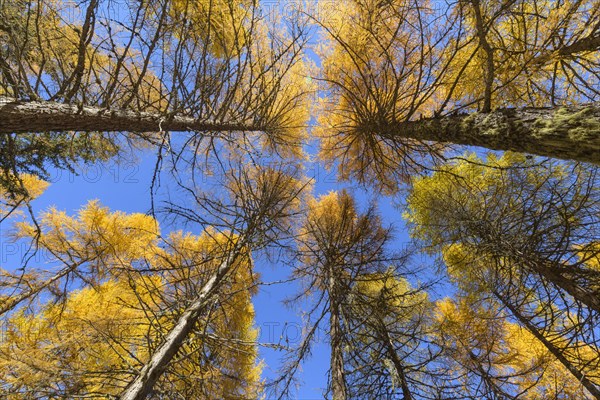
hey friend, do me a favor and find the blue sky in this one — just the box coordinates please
[0,141,419,399]
[0,1,445,397]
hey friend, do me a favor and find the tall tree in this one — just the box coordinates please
[274,191,393,400]
[0,0,311,156]
[406,152,600,314]
[344,270,437,399]
[119,155,307,399]
[0,201,264,398]
[405,153,600,397]
[316,0,600,193]
[434,295,599,399]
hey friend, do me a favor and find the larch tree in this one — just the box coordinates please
[118,134,308,399]
[0,216,264,399]
[0,153,306,399]
[405,152,600,397]
[344,270,438,400]
[0,0,311,153]
[0,138,308,399]
[274,190,394,400]
[434,295,599,399]
[315,0,600,193]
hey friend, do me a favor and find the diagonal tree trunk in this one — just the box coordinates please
[523,257,600,315]
[531,34,600,66]
[377,320,413,400]
[493,290,600,399]
[120,249,241,400]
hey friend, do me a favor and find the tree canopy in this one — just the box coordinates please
[0,0,599,399]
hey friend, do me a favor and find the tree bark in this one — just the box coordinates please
[2,97,599,164]
[328,273,347,400]
[378,321,413,400]
[119,251,239,400]
[0,97,264,134]
[493,290,600,399]
[532,34,600,66]
[523,257,600,315]
[376,103,600,165]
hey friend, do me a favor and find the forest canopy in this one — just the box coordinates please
[0,0,599,399]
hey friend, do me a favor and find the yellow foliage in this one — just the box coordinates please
[151,229,263,398]
[503,324,598,399]
[577,242,600,272]
[0,225,263,398]
[16,200,160,275]
[169,0,251,58]
[353,270,427,314]
[314,0,444,191]
[0,173,49,219]
[405,152,532,247]
[0,277,160,397]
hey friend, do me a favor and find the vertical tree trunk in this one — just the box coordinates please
[328,272,347,400]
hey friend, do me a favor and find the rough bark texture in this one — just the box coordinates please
[2,98,599,164]
[494,290,600,399]
[378,103,600,164]
[119,254,236,400]
[328,274,347,400]
[0,97,263,134]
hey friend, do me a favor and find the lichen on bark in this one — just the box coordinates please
[533,106,600,145]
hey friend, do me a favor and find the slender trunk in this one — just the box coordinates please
[120,250,240,400]
[376,102,600,165]
[0,97,264,134]
[493,290,600,399]
[470,0,494,113]
[328,272,347,400]
[378,321,412,400]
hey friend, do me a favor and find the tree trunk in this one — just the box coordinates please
[2,97,599,165]
[493,290,600,399]
[120,251,239,400]
[532,34,600,66]
[524,257,600,315]
[328,273,347,400]
[0,97,264,134]
[378,321,413,400]
[377,103,600,165]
